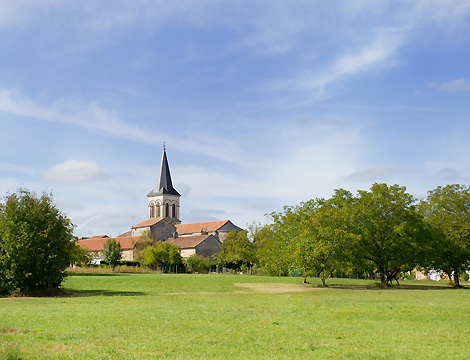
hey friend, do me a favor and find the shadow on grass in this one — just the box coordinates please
[64,289,147,297]
[322,283,467,291]
[1,288,146,298]
[67,273,127,277]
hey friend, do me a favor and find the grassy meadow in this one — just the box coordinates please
[1,273,469,359]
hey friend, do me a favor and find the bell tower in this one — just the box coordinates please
[147,145,181,225]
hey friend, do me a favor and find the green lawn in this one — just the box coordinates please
[1,274,469,359]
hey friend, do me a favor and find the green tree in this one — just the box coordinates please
[217,230,255,272]
[185,254,210,273]
[103,238,121,270]
[0,189,76,295]
[134,229,154,263]
[292,190,355,286]
[257,207,304,277]
[143,241,182,272]
[419,184,470,286]
[347,183,431,286]
[71,243,92,267]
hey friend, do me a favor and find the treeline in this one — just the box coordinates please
[97,182,470,287]
[218,183,470,287]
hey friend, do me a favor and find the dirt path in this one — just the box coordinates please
[234,283,324,293]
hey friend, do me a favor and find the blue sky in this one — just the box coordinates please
[1,1,470,237]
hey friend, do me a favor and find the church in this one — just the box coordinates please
[77,147,244,262]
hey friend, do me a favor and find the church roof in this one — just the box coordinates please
[175,220,231,234]
[148,148,180,197]
[168,234,218,249]
[76,236,138,251]
[132,217,167,229]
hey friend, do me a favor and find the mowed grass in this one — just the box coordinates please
[1,274,469,359]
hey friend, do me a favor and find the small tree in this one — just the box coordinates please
[71,243,92,267]
[185,254,210,273]
[103,238,121,271]
[0,189,76,295]
[143,242,182,272]
[134,229,154,263]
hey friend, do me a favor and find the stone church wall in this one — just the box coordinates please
[195,235,222,257]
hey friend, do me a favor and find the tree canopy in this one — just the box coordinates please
[217,230,255,272]
[134,229,155,263]
[256,183,433,286]
[0,189,76,295]
[292,190,354,286]
[345,183,431,286]
[143,241,182,271]
[419,184,470,286]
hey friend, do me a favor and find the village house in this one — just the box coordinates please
[76,234,138,263]
[77,147,243,262]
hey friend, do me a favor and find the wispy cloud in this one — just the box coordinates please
[0,89,243,163]
[428,78,470,92]
[345,165,409,182]
[43,160,109,184]
[266,27,404,101]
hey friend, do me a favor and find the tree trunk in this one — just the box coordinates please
[380,273,387,287]
[454,271,461,287]
[320,278,327,287]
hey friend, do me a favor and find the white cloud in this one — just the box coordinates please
[266,27,404,101]
[44,160,109,184]
[438,79,470,92]
[0,89,244,163]
[345,166,409,182]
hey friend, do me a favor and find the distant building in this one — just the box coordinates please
[77,146,243,262]
[175,220,243,243]
[76,235,138,264]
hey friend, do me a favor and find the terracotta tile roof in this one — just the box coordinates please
[175,220,229,234]
[79,235,109,240]
[76,236,138,251]
[168,235,216,249]
[116,230,132,237]
[132,218,165,229]
[114,236,138,250]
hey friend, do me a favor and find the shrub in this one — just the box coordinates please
[185,255,210,273]
[0,189,76,295]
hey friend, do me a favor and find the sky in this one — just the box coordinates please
[1,0,470,238]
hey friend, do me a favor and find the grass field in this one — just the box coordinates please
[1,274,469,359]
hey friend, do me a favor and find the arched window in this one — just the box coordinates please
[156,204,161,217]
[150,205,155,218]
[165,203,169,218]
[172,204,176,218]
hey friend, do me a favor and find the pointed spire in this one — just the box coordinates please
[148,146,180,197]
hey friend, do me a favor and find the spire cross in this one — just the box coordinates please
[163,142,166,151]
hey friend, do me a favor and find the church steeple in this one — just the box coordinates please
[147,146,181,224]
[148,146,181,197]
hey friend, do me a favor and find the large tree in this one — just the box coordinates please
[292,190,355,286]
[257,207,306,277]
[217,230,255,272]
[347,183,431,286]
[0,189,76,295]
[419,184,470,286]
[251,221,292,276]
